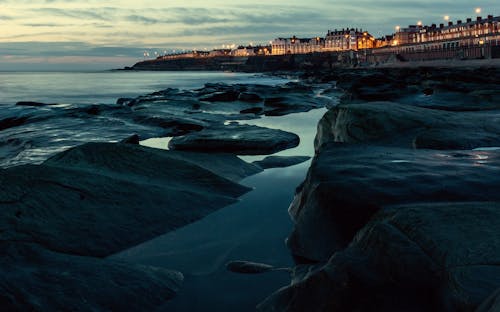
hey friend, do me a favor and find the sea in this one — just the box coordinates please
[0,71,292,106]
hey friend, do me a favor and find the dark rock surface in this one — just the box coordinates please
[314,101,500,150]
[0,141,263,310]
[259,67,500,311]
[0,242,183,311]
[287,143,500,262]
[259,202,500,312]
[16,101,51,107]
[0,142,253,257]
[253,155,310,169]
[477,289,500,312]
[169,124,300,155]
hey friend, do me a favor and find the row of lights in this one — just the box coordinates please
[396,7,483,31]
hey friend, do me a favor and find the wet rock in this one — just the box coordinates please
[16,101,50,107]
[238,92,262,102]
[287,143,500,262]
[132,114,206,135]
[116,97,134,105]
[226,261,276,274]
[259,202,500,312]
[169,124,300,155]
[120,134,140,144]
[163,150,262,181]
[200,91,240,102]
[240,107,263,114]
[0,142,252,257]
[0,242,183,311]
[314,102,500,151]
[477,288,500,312]
[253,156,310,169]
[0,116,29,131]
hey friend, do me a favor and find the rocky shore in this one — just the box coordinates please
[1,66,499,311]
[0,78,332,310]
[258,67,500,311]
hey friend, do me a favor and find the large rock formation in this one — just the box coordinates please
[260,67,500,311]
[0,142,261,310]
[259,202,500,312]
[287,143,500,262]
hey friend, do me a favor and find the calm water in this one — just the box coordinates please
[0,71,292,105]
[113,108,329,312]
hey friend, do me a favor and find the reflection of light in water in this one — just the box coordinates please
[473,153,489,164]
[239,108,328,163]
[140,137,171,150]
[473,147,500,151]
[390,160,411,163]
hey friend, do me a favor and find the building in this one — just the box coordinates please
[208,49,231,57]
[392,15,500,47]
[324,28,375,51]
[271,36,324,55]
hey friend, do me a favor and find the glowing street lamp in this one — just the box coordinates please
[475,7,481,15]
[444,15,450,21]
[417,21,422,26]
[395,25,401,32]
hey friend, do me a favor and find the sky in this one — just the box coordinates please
[0,0,497,70]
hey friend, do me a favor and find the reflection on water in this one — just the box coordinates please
[112,107,328,312]
[239,108,328,162]
[140,137,172,150]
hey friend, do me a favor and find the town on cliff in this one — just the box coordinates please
[129,13,499,70]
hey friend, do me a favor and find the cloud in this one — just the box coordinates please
[30,7,113,21]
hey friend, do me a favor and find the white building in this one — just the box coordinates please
[271,36,324,55]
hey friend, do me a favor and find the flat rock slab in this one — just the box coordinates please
[0,142,253,257]
[253,156,310,169]
[287,143,500,262]
[0,242,183,311]
[169,124,300,155]
[259,202,500,312]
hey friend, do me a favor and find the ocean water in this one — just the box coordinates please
[0,71,292,106]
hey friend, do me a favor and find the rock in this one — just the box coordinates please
[240,107,263,114]
[0,242,183,311]
[287,143,500,262]
[0,116,29,131]
[260,202,500,312]
[314,102,500,151]
[16,101,49,107]
[169,124,300,155]
[253,156,310,169]
[226,261,276,274]
[162,150,262,182]
[0,142,252,257]
[238,92,262,102]
[132,114,206,135]
[200,91,240,102]
[477,288,500,312]
[120,134,140,144]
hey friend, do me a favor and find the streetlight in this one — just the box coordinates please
[395,25,401,32]
[417,21,422,26]
[475,7,481,15]
[444,15,450,21]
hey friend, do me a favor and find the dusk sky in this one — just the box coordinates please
[0,0,497,70]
